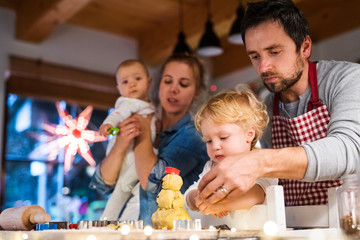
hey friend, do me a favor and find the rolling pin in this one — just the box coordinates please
[0,205,51,230]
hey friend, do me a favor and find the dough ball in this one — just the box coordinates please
[152,208,190,229]
[162,174,183,191]
[157,190,185,209]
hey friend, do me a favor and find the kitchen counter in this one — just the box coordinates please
[0,228,347,240]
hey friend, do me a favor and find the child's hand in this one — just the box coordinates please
[194,191,204,210]
[196,192,229,217]
[99,124,112,136]
[194,189,230,216]
[211,211,229,218]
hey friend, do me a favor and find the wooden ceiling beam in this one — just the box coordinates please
[2,0,358,78]
[16,0,91,43]
[138,0,239,66]
[137,0,303,67]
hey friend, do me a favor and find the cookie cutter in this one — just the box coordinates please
[49,221,71,229]
[107,220,120,226]
[119,220,144,230]
[77,220,93,229]
[173,219,201,230]
[92,220,108,227]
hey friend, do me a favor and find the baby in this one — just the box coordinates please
[99,59,156,220]
[185,88,277,218]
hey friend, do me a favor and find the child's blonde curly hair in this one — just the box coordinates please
[194,88,269,149]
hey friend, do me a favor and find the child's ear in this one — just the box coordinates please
[148,77,152,86]
[246,127,256,142]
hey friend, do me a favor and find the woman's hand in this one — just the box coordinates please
[130,113,153,146]
[113,114,142,150]
[99,115,141,186]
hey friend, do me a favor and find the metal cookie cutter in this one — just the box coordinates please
[120,220,144,230]
[77,220,93,229]
[49,221,71,229]
[92,220,108,227]
[173,219,202,230]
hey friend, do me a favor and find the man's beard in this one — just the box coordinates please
[262,55,304,93]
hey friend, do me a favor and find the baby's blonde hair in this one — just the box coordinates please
[194,88,269,149]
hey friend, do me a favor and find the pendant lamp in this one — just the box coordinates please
[197,0,223,57]
[228,4,245,45]
[173,0,192,55]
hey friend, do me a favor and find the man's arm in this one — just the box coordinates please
[302,61,360,181]
[197,147,307,204]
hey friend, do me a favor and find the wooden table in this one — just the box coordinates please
[0,228,347,240]
[0,229,262,240]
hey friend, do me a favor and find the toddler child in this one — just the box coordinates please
[185,88,277,219]
[99,59,156,220]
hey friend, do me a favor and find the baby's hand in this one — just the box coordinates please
[99,124,112,136]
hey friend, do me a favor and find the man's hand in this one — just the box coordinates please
[197,151,262,205]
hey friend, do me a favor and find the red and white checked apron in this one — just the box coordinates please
[272,61,342,206]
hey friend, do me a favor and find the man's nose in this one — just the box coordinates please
[259,56,272,73]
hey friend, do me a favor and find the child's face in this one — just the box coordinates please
[116,62,151,101]
[200,118,255,163]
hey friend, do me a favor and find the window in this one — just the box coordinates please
[3,94,109,222]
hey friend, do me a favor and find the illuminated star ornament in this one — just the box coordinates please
[42,102,107,172]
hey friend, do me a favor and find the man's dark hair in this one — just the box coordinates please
[241,0,310,52]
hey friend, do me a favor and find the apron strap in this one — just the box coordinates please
[273,94,280,116]
[307,61,323,111]
[273,60,322,115]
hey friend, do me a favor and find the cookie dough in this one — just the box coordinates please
[162,174,183,191]
[156,189,185,209]
[152,208,190,230]
[152,167,190,229]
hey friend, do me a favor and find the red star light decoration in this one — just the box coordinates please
[42,102,107,172]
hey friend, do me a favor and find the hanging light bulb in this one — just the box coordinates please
[196,0,223,57]
[228,4,245,45]
[173,0,192,55]
[173,32,192,54]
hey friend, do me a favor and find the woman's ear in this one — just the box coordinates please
[246,126,256,143]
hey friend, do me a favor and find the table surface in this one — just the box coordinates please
[0,228,347,240]
[0,229,262,240]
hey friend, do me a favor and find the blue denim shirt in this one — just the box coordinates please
[139,113,208,225]
[89,113,208,225]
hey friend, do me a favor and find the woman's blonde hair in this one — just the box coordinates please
[194,88,269,149]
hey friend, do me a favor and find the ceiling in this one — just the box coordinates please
[1,0,360,77]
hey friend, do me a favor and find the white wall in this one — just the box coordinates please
[0,7,139,175]
[213,27,360,91]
